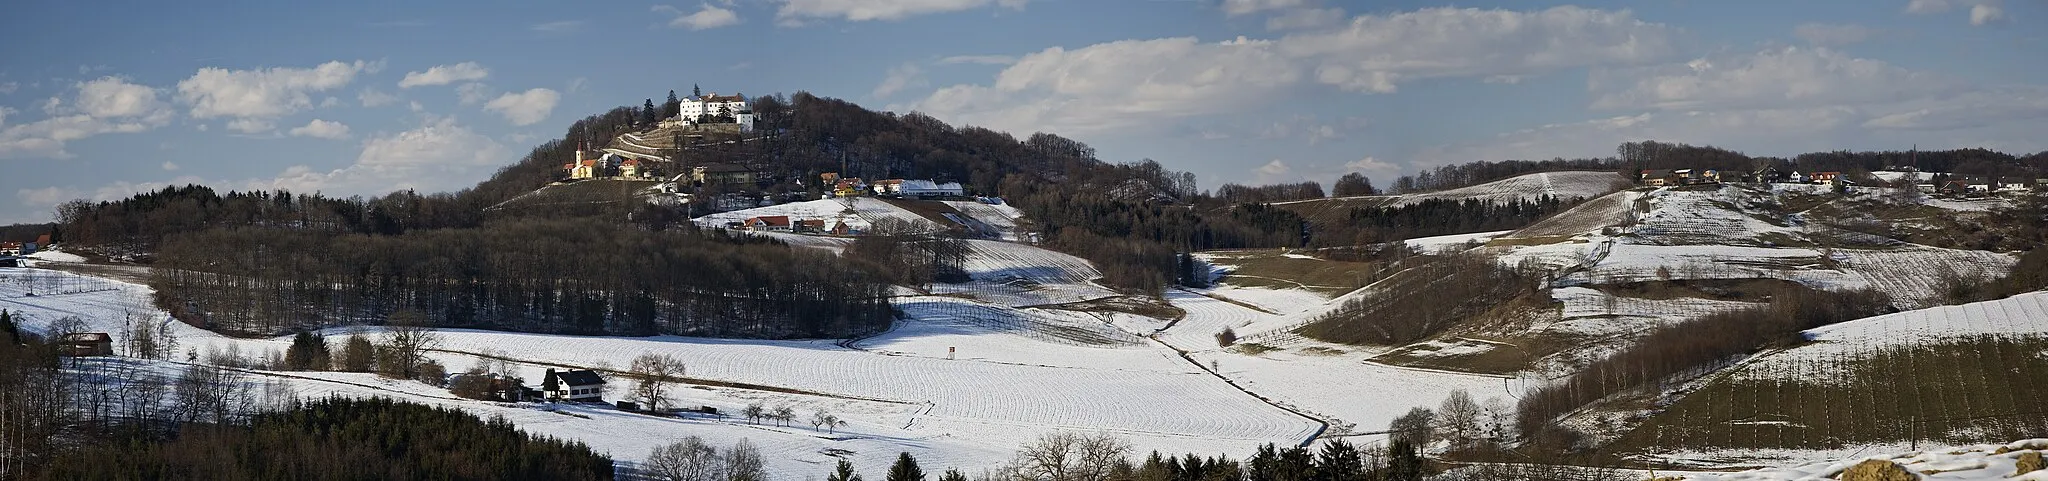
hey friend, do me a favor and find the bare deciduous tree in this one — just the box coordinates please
[379,310,440,380]
[645,435,722,481]
[1001,431,1130,481]
[628,353,687,411]
[1438,389,1481,450]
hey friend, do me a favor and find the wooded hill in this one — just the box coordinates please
[37,91,2048,337]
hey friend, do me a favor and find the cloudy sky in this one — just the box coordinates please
[2,0,2044,224]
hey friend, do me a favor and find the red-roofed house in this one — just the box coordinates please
[743,216,792,232]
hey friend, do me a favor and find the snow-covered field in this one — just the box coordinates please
[928,240,1118,307]
[693,198,878,231]
[1404,230,1511,254]
[1661,439,2048,480]
[941,200,1027,241]
[0,265,1326,477]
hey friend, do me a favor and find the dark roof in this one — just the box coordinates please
[59,332,113,344]
[555,370,605,386]
[696,163,753,173]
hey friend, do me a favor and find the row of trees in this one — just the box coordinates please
[1319,196,1578,246]
[767,431,1441,481]
[28,397,611,480]
[149,219,892,338]
[1514,287,1893,441]
[1299,254,1535,345]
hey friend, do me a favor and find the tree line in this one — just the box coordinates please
[1297,253,1535,345]
[28,396,611,481]
[1512,286,1893,443]
[149,218,892,338]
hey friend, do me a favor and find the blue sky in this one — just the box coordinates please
[3,0,2045,224]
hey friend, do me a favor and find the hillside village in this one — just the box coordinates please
[1641,165,2044,195]
[4,88,2047,479]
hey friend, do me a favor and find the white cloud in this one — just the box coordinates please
[531,20,585,32]
[1589,46,1956,111]
[1223,0,1303,16]
[1344,156,1399,177]
[483,88,561,126]
[397,62,489,88]
[161,161,178,171]
[1793,23,1877,46]
[319,96,340,108]
[1266,7,1344,31]
[1906,0,1960,13]
[75,77,168,118]
[1905,0,2006,26]
[456,83,494,105]
[0,82,18,94]
[358,88,398,107]
[0,78,175,158]
[774,0,1027,22]
[288,119,352,139]
[177,60,370,119]
[1416,47,2048,169]
[1970,2,2005,25]
[1253,159,1294,183]
[938,55,1017,65]
[259,117,508,194]
[1862,86,2048,131]
[1280,6,1676,93]
[872,63,926,98]
[656,3,742,30]
[0,106,10,128]
[225,118,274,134]
[916,36,1298,135]
[913,6,1677,136]
[16,186,80,207]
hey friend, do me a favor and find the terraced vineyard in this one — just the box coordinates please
[1605,293,2048,465]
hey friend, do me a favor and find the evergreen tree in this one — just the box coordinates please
[0,309,16,344]
[1313,439,1365,481]
[1382,440,1425,481]
[827,459,863,481]
[885,452,925,481]
[938,468,968,481]
[283,331,329,370]
[643,98,658,125]
[693,83,702,98]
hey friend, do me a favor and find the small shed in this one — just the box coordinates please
[58,333,114,356]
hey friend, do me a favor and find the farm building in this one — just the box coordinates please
[543,369,606,402]
[58,332,114,356]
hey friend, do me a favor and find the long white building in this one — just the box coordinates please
[667,93,753,131]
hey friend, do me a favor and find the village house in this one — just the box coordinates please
[543,368,606,402]
[692,164,757,186]
[797,219,827,233]
[834,178,867,197]
[830,221,858,236]
[58,332,114,356]
[620,158,643,178]
[1809,171,1842,184]
[0,241,20,255]
[743,215,792,232]
[870,179,904,196]
[1639,169,1682,187]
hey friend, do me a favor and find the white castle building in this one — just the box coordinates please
[665,93,754,132]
